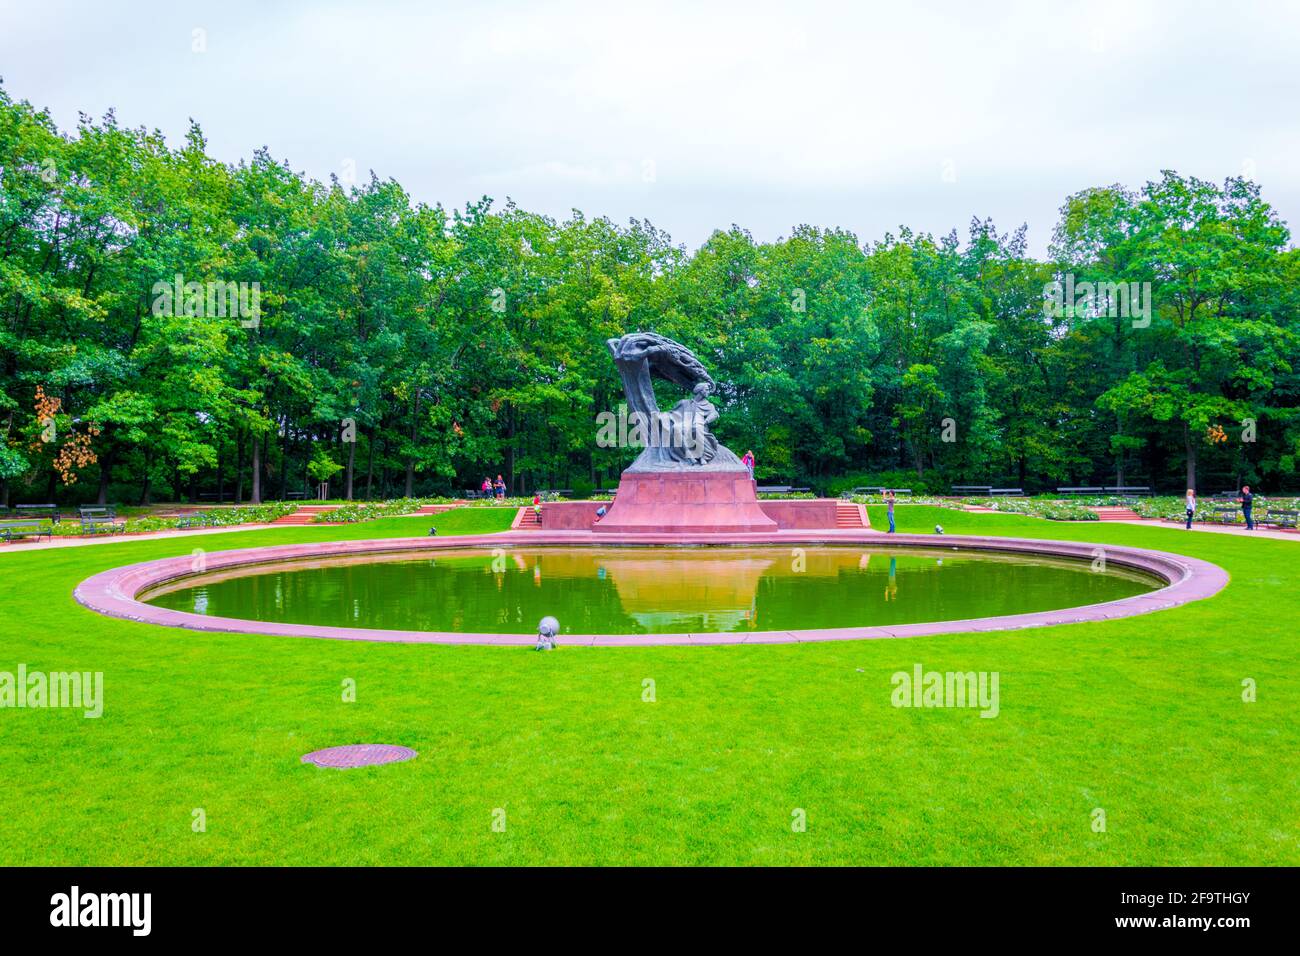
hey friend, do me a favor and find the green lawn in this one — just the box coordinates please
[0,504,1295,865]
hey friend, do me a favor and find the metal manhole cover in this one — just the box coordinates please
[301,744,418,769]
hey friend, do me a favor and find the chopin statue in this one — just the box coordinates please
[606,332,747,472]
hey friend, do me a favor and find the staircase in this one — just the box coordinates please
[835,501,868,529]
[516,506,542,529]
[1090,506,1141,521]
[272,504,342,526]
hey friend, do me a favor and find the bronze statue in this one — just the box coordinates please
[606,332,747,472]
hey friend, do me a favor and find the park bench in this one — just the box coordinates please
[1262,509,1298,530]
[537,489,573,498]
[177,512,215,529]
[990,487,1024,496]
[15,503,61,523]
[0,520,52,543]
[951,485,993,496]
[1103,485,1152,496]
[79,506,125,535]
[850,486,912,496]
[1057,486,1104,496]
[284,490,307,500]
[758,485,792,494]
[1209,506,1240,525]
[196,491,223,502]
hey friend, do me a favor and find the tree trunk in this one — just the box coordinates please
[96,447,115,505]
[505,403,515,493]
[235,429,245,504]
[345,432,356,500]
[251,435,262,504]
[279,419,290,501]
[137,455,151,506]
[1184,422,1197,491]
[405,393,421,498]
[365,429,375,501]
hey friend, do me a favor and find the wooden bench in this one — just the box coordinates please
[15,503,61,523]
[177,512,215,529]
[79,506,125,535]
[1057,486,1104,496]
[284,490,307,500]
[951,485,993,496]
[758,485,792,494]
[1104,485,1152,496]
[1262,509,1298,530]
[990,487,1024,496]
[0,520,52,543]
[1209,506,1240,525]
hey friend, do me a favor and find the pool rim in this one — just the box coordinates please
[71,530,1229,646]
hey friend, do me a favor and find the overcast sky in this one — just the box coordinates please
[3,0,1298,255]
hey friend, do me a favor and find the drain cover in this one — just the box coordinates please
[301,744,418,769]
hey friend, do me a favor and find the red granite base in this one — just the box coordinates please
[593,470,778,534]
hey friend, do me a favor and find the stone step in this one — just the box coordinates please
[272,504,342,526]
[834,502,867,529]
[1090,507,1141,521]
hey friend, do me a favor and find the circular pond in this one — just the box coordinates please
[140,544,1162,634]
[73,533,1228,645]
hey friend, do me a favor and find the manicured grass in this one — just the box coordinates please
[0,504,1296,865]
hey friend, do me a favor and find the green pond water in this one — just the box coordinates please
[142,546,1162,634]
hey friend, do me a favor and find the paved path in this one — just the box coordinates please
[0,523,282,555]
[1113,518,1298,542]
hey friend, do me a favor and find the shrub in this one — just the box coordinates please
[825,471,942,497]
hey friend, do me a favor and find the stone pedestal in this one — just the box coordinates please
[593,470,778,534]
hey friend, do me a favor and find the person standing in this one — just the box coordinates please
[1239,485,1255,530]
[1185,488,1196,529]
[494,474,506,499]
[742,449,755,475]
[885,489,896,534]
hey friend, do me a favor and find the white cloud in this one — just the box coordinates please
[3,0,1297,253]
